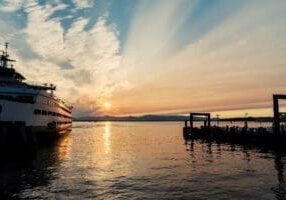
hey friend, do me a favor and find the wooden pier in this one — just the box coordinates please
[183,94,286,147]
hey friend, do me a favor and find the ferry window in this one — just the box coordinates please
[0,95,34,103]
[42,110,47,115]
[52,112,56,116]
[19,96,33,103]
[13,95,33,103]
[34,109,41,115]
[6,96,13,100]
[48,111,52,115]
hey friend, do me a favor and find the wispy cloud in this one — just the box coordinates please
[122,1,196,69]
[1,0,286,117]
[72,0,94,9]
[0,0,23,12]
[112,0,286,116]
[0,0,124,116]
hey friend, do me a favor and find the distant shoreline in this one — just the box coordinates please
[73,115,275,122]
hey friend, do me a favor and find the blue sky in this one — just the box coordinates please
[1,0,286,117]
[0,0,248,55]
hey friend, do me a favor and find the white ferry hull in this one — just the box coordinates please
[0,88,72,145]
[0,43,72,146]
[0,99,72,129]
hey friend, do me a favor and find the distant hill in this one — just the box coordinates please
[73,115,274,122]
[220,116,273,122]
[74,115,189,122]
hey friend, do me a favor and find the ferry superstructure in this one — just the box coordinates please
[0,43,72,137]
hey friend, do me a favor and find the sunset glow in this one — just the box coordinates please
[104,102,111,109]
[1,0,286,117]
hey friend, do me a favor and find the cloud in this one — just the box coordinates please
[24,2,65,61]
[112,0,286,116]
[0,0,124,116]
[1,0,286,117]
[122,1,195,68]
[72,0,94,9]
[0,0,23,12]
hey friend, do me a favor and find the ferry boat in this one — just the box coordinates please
[0,43,72,142]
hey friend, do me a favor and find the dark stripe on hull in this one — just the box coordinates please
[0,121,71,147]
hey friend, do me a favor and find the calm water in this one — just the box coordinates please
[1,122,286,199]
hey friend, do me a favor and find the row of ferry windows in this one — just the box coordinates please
[57,121,72,125]
[0,95,34,104]
[34,109,71,119]
[44,99,71,114]
[0,94,71,114]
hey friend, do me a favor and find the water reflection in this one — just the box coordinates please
[3,122,286,199]
[273,152,286,200]
[104,122,111,154]
[0,135,72,199]
[184,138,286,199]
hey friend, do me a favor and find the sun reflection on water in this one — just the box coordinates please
[7,122,286,199]
[57,135,72,162]
[104,121,111,154]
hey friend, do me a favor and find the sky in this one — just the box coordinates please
[0,0,286,117]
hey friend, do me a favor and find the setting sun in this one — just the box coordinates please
[1,0,286,199]
[104,102,111,109]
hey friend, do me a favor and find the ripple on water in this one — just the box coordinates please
[0,122,284,199]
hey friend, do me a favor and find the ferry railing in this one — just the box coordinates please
[24,81,56,89]
[24,81,73,109]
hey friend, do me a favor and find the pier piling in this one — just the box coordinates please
[273,94,286,135]
[183,94,286,147]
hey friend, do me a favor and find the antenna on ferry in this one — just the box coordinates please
[5,42,9,56]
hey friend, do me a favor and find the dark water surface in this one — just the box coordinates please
[1,122,286,199]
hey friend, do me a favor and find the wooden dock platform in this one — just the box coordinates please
[183,94,286,148]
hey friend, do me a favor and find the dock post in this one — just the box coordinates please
[183,120,191,137]
[190,114,193,130]
[244,121,248,129]
[20,123,27,145]
[273,95,280,134]
[207,113,211,128]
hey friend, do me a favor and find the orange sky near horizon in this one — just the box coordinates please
[1,1,286,117]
